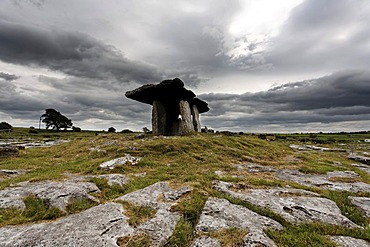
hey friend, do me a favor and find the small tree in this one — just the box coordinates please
[0,122,12,130]
[41,109,73,131]
[108,127,116,133]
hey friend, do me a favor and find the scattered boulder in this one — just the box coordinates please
[194,197,282,246]
[0,179,100,211]
[348,196,370,218]
[0,202,134,247]
[330,236,370,247]
[213,180,359,227]
[99,154,141,170]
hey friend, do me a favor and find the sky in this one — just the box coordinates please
[1,0,370,133]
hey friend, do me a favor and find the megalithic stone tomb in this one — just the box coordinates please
[125,78,209,136]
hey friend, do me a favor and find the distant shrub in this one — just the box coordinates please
[108,127,116,133]
[0,122,12,130]
[121,129,133,133]
[29,128,38,134]
[72,126,82,132]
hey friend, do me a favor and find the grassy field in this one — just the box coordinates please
[1,128,370,246]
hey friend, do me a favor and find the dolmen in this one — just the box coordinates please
[125,78,209,136]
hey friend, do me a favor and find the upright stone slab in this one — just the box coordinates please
[179,100,194,135]
[191,105,201,132]
[152,100,167,135]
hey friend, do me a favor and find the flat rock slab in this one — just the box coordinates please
[352,163,370,174]
[99,154,141,170]
[0,202,134,247]
[348,155,370,165]
[115,182,191,246]
[276,169,370,193]
[67,173,130,187]
[191,236,221,247]
[0,169,27,181]
[195,197,282,246]
[233,163,276,173]
[349,196,370,218]
[0,179,100,211]
[289,144,346,152]
[330,236,370,247]
[214,181,359,227]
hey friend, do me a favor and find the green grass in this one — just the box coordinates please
[0,196,65,227]
[1,129,370,245]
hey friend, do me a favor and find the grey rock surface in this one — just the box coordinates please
[352,163,370,174]
[190,236,221,247]
[214,181,359,227]
[330,236,370,247]
[0,202,134,247]
[276,169,370,193]
[116,182,190,246]
[327,170,359,178]
[234,163,276,173]
[0,169,27,181]
[99,154,141,170]
[92,174,129,187]
[289,144,346,152]
[349,196,370,218]
[0,179,100,211]
[195,197,282,247]
[348,154,370,165]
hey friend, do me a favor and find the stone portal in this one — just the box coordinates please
[125,78,209,136]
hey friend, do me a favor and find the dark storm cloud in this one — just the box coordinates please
[200,70,370,130]
[0,72,19,81]
[0,20,162,84]
[266,0,370,73]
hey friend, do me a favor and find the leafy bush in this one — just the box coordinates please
[0,122,12,130]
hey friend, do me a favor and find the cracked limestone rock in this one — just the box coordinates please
[330,236,370,247]
[348,196,370,218]
[195,197,282,247]
[99,154,141,170]
[190,236,221,247]
[0,179,99,211]
[115,182,191,246]
[0,202,134,247]
[214,181,359,228]
[276,169,370,193]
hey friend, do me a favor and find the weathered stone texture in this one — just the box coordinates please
[330,236,370,247]
[0,202,134,247]
[195,197,282,246]
[125,78,209,136]
[179,100,194,135]
[213,180,359,227]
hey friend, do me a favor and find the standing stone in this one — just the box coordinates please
[125,78,209,136]
[179,100,194,135]
[191,105,201,132]
[152,101,167,135]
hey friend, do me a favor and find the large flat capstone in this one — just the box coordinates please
[0,202,134,247]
